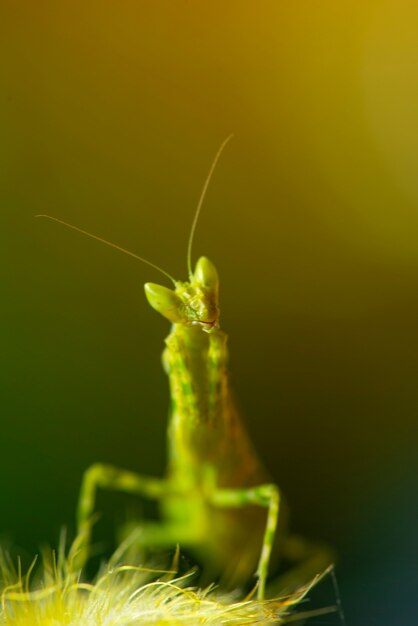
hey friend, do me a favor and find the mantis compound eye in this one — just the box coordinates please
[194,256,219,295]
[144,282,184,323]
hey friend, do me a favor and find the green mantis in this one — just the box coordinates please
[37,138,333,600]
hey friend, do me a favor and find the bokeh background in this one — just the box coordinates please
[1,2,417,624]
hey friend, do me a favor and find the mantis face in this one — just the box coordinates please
[144,256,219,331]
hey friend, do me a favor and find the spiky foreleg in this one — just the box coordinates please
[210,483,280,599]
[70,463,172,570]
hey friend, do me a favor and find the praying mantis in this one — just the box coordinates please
[37,137,333,600]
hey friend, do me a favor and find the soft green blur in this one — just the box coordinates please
[1,2,418,623]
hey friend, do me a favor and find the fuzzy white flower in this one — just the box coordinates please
[0,542,328,626]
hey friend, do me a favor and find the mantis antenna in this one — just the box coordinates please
[186,134,233,278]
[35,215,176,285]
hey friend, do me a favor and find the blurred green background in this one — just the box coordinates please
[1,1,417,623]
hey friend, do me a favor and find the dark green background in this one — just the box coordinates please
[1,2,417,624]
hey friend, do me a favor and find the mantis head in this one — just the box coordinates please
[144,256,219,331]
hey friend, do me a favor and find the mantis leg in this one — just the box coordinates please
[70,463,172,569]
[210,483,280,600]
[207,331,227,415]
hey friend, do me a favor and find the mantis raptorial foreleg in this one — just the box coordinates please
[211,483,280,599]
[71,461,279,599]
[207,330,227,415]
[70,464,175,569]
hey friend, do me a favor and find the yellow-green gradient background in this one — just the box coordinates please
[1,2,417,623]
